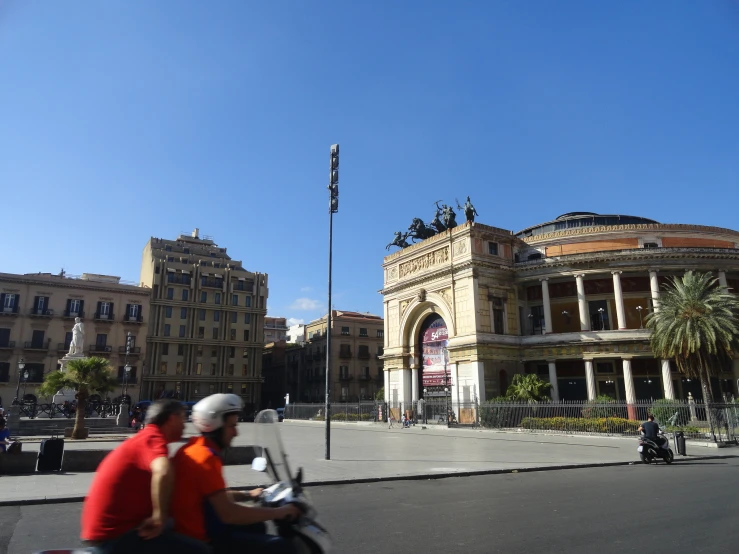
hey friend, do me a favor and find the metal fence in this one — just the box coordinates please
[284,399,739,443]
[17,401,121,419]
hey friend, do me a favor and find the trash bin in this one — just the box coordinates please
[675,431,687,456]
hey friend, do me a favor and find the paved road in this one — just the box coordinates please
[7,421,678,504]
[3,458,738,553]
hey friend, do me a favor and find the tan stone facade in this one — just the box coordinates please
[264,317,288,343]
[140,229,267,410]
[0,272,150,405]
[381,215,739,406]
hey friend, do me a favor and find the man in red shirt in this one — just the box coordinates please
[81,399,210,554]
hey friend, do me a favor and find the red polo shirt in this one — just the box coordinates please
[81,425,169,541]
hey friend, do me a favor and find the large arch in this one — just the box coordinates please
[399,292,455,354]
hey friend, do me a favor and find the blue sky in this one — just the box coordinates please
[2,2,738,326]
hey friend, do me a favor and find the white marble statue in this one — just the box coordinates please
[68,317,85,356]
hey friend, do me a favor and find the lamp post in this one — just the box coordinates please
[636,306,644,329]
[442,346,450,427]
[13,358,25,405]
[598,307,605,330]
[117,332,132,426]
[325,143,340,461]
[22,370,29,401]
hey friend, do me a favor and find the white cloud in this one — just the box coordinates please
[287,318,304,326]
[290,298,322,311]
[300,286,312,292]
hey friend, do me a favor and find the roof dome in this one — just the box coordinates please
[516,212,659,238]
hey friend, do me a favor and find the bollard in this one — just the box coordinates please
[675,431,687,456]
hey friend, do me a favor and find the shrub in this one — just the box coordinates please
[480,397,514,428]
[581,395,621,418]
[519,416,640,434]
[651,399,690,427]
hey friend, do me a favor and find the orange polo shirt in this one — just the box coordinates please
[170,436,227,542]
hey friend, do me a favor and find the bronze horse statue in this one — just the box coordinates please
[386,231,411,250]
[408,218,437,242]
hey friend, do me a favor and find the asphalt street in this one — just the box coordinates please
[3,458,738,553]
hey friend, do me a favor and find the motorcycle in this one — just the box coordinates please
[637,431,674,464]
[250,409,332,554]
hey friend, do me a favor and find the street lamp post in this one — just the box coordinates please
[13,358,25,405]
[21,370,29,401]
[598,307,605,330]
[118,332,132,426]
[325,143,340,461]
[636,306,644,328]
[442,347,450,427]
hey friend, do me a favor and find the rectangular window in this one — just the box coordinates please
[241,383,247,395]
[163,324,171,337]
[491,297,506,334]
[229,347,235,357]
[228,364,234,376]
[165,306,172,318]
[199,309,206,321]
[128,304,140,320]
[176,362,183,375]
[67,298,80,314]
[341,327,350,336]
[588,300,610,331]
[99,302,110,316]
[341,386,348,400]
[231,311,237,323]
[182,289,189,301]
[198,326,205,339]
[209,384,215,394]
[211,363,217,376]
[162,343,169,356]
[245,296,251,308]
[160,362,167,375]
[230,329,236,340]
[529,306,544,335]
[377,330,384,338]
[197,345,203,356]
[242,364,249,376]
[179,325,186,338]
[211,348,217,357]
[212,328,219,339]
[215,293,221,305]
[232,294,239,306]
[488,242,499,256]
[244,313,251,324]
[95,333,107,347]
[178,344,184,356]
[196,363,202,375]
[200,291,207,303]
[359,328,368,337]
[243,329,250,341]
[180,308,187,319]
[214,311,220,322]
[167,288,174,300]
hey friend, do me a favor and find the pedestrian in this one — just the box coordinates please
[401,413,407,429]
[0,417,10,453]
[388,412,395,429]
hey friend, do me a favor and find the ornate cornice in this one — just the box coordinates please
[0,274,150,297]
[522,223,739,244]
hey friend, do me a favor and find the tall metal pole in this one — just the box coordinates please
[325,143,340,461]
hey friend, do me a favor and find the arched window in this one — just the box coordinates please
[499,370,509,396]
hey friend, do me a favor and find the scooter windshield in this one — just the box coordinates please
[254,409,293,484]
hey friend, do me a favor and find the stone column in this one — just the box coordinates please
[383,369,389,403]
[622,358,637,420]
[547,361,560,402]
[612,271,626,330]
[575,274,590,331]
[540,278,553,334]
[649,270,660,313]
[584,359,596,400]
[718,270,729,291]
[411,367,419,402]
[661,359,675,399]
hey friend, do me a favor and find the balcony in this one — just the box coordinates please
[123,314,144,324]
[23,339,51,351]
[358,351,371,360]
[233,282,254,293]
[118,346,142,355]
[89,344,113,355]
[201,278,224,289]
[0,341,16,349]
[339,350,352,359]
[358,373,372,381]
[1,305,20,316]
[94,312,115,322]
[63,310,85,318]
[57,342,70,352]
[29,308,53,318]
[339,374,353,381]
[167,274,192,285]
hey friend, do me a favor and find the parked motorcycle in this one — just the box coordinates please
[638,431,674,464]
[250,408,332,553]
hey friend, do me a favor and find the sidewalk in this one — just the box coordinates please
[2,421,734,505]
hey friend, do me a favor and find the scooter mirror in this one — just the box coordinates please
[251,457,268,472]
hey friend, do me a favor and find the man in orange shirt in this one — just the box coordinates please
[171,394,301,553]
[81,399,209,554]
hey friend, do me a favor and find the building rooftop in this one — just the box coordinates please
[515,212,660,238]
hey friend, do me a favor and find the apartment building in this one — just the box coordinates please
[0,271,149,405]
[140,229,267,411]
[264,316,288,343]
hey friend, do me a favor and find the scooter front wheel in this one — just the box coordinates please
[663,450,674,464]
[639,452,651,464]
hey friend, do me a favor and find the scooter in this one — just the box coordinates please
[249,409,333,553]
[638,431,674,464]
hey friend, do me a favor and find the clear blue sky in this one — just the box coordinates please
[2,2,738,326]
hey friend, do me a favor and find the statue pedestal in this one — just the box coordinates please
[53,353,86,404]
[7,405,20,430]
[116,403,130,428]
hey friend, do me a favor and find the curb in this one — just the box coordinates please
[2,454,736,507]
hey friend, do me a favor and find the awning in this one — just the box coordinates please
[166,268,176,273]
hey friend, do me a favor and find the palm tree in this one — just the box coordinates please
[37,357,118,439]
[506,373,552,402]
[646,271,739,431]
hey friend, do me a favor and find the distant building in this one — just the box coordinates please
[264,316,288,343]
[0,271,150,405]
[286,323,305,344]
[139,229,267,410]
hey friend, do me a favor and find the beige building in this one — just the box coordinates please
[264,317,288,343]
[381,213,739,414]
[299,310,385,403]
[140,229,267,410]
[0,271,150,406]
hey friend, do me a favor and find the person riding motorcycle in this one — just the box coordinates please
[170,393,302,554]
[638,414,666,448]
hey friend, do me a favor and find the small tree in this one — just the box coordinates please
[375,386,385,402]
[506,374,551,402]
[38,357,117,439]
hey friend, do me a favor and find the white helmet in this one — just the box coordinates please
[191,393,243,433]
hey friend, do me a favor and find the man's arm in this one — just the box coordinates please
[137,456,174,539]
[209,490,300,526]
[228,488,263,503]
